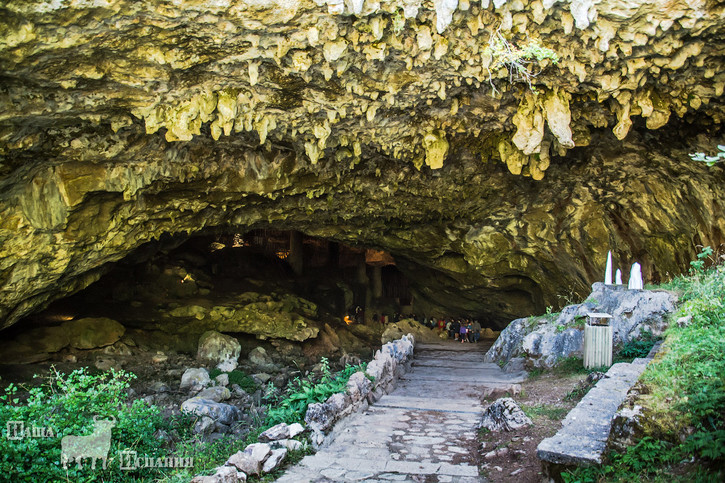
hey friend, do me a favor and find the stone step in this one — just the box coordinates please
[374,394,483,413]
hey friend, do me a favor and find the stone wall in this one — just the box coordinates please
[304,334,415,447]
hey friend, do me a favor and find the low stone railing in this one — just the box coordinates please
[304,334,416,447]
[536,343,660,480]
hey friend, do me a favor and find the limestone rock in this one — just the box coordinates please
[0,0,724,334]
[180,368,211,391]
[485,283,677,368]
[258,423,291,443]
[225,443,272,476]
[479,398,532,432]
[192,465,246,483]
[63,318,125,349]
[248,347,275,369]
[197,331,241,372]
[181,397,240,425]
[196,386,232,403]
[194,416,216,437]
[261,448,287,473]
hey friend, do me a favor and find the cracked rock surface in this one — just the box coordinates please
[1,0,724,329]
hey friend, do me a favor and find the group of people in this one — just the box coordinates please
[344,311,484,344]
[440,318,482,343]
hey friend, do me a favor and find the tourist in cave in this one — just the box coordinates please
[459,321,468,343]
[372,313,379,325]
[451,319,460,340]
[473,319,482,343]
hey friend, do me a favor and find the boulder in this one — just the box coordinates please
[305,402,337,434]
[485,283,677,368]
[62,317,125,349]
[288,422,305,438]
[479,398,532,432]
[197,331,241,372]
[180,368,211,391]
[194,416,216,437]
[226,451,260,476]
[273,439,303,451]
[248,347,275,369]
[181,398,240,425]
[258,423,290,443]
[381,320,440,344]
[215,373,229,386]
[197,386,231,402]
[226,443,271,476]
[15,326,70,353]
[261,448,287,473]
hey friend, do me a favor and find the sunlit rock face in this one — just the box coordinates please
[1,0,724,329]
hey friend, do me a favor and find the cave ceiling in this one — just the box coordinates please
[1,0,724,329]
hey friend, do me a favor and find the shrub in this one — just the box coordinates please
[264,358,367,426]
[0,367,190,481]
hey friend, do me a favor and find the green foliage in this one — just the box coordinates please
[690,245,714,274]
[690,145,725,166]
[563,437,685,482]
[484,28,558,93]
[391,9,405,34]
[0,367,189,481]
[208,368,258,393]
[264,358,368,426]
[615,329,657,362]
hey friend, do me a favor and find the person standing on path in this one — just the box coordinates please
[473,319,482,342]
[459,320,468,343]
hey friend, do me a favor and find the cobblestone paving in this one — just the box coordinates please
[275,341,526,483]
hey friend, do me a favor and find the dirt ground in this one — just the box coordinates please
[477,371,590,483]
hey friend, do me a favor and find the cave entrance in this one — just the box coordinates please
[224,229,413,321]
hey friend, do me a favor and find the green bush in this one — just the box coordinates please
[265,358,367,426]
[615,330,658,362]
[0,368,192,481]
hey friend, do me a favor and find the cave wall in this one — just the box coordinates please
[1,0,724,329]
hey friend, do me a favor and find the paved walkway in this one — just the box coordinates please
[275,340,527,483]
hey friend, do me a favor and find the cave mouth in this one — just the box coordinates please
[2,228,505,365]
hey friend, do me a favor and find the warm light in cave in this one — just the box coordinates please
[276,250,289,260]
[47,314,75,322]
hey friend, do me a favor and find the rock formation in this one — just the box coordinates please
[1,0,724,330]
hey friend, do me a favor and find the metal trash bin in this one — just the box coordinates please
[584,312,613,369]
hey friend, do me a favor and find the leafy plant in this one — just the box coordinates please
[615,329,658,362]
[690,145,725,166]
[484,27,559,93]
[690,245,714,274]
[264,358,367,426]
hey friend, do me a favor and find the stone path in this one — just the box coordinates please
[275,341,527,483]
